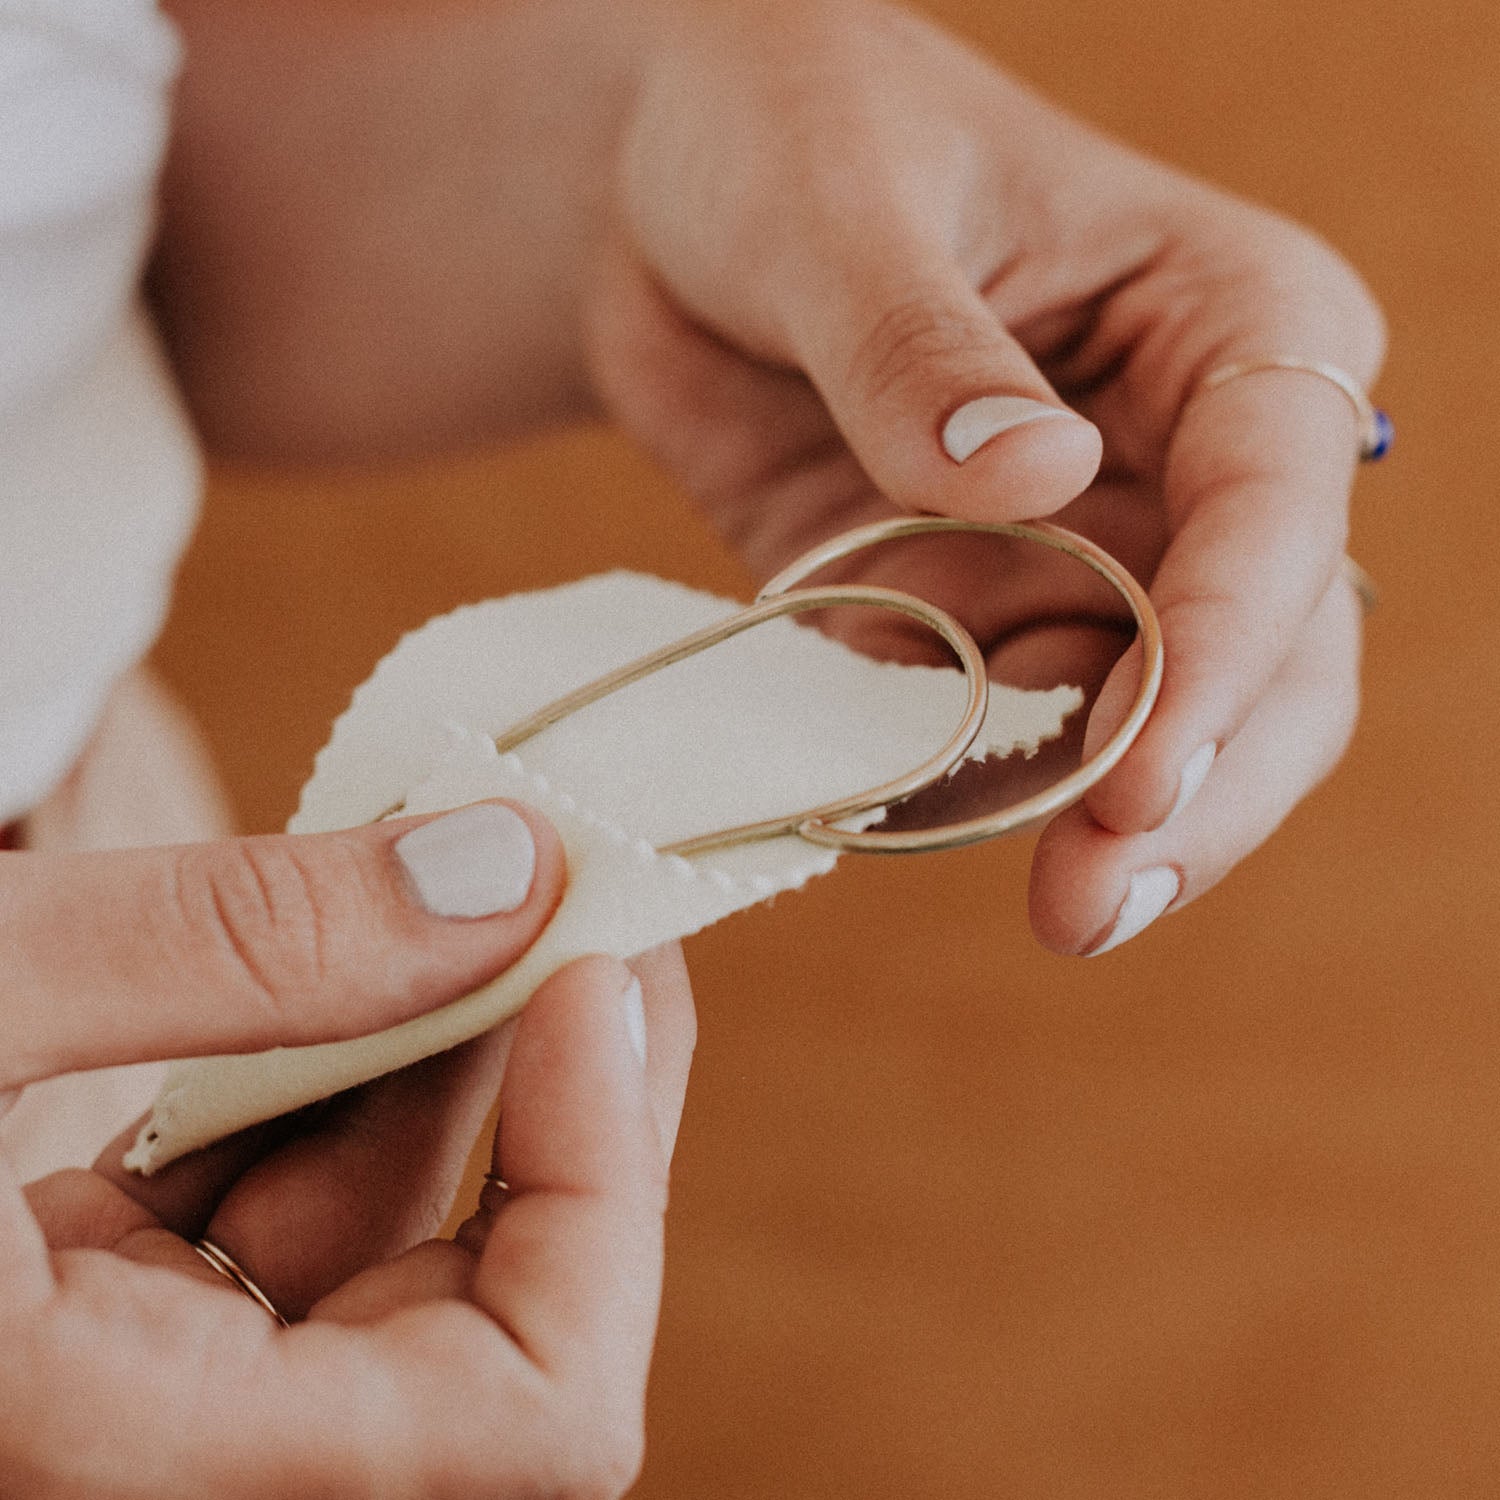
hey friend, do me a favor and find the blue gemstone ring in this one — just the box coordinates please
[1363,406,1395,462]
[1197,357,1392,463]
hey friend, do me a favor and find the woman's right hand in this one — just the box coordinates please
[4,802,695,1498]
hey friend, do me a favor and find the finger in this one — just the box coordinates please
[310,949,696,1328]
[470,955,667,1415]
[585,239,849,556]
[201,1026,513,1320]
[1031,575,1361,955]
[293,958,673,1496]
[784,239,1103,522]
[84,1038,498,1308]
[26,1166,162,1251]
[108,1224,259,1303]
[0,1158,54,1305]
[628,942,696,1160]
[2,800,563,1089]
[307,1239,475,1326]
[89,1114,301,1241]
[1081,239,1385,834]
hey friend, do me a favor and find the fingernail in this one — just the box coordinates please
[1166,741,1217,826]
[395,804,537,918]
[942,395,1076,463]
[622,975,647,1065]
[1087,866,1181,956]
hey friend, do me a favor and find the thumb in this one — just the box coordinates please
[1,801,564,1090]
[784,241,1102,520]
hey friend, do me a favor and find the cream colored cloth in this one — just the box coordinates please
[127,572,1080,1172]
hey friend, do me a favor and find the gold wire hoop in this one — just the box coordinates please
[493,583,991,858]
[753,518,1164,854]
[487,522,1161,858]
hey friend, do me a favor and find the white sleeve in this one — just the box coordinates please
[0,0,202,823]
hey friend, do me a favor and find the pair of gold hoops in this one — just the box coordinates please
[493,514,1165,858]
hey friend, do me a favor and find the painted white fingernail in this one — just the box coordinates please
[942,395,1076,463]
[622,975,647,1066]
[1088,866,1181,956]
[395,804,536,918]
[1166,741,1217,825]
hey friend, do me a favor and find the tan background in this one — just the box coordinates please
[154,1,1499,1495]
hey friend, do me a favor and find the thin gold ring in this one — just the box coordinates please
[191,1238,290,1328]
[1195,361,1381,617]
[1196,357,1392,462]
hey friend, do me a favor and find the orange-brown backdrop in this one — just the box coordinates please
[154,1,1500,1494]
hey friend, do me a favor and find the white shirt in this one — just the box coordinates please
[0,0,199,825]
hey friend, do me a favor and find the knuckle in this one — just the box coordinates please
[1157,587,1293,670]
[1345,276,1389,373]
[844,290,987,410]
[186,837,340,1026]
[1233,220,1389,375]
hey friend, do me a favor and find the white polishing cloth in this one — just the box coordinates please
[127,572,1079,1172]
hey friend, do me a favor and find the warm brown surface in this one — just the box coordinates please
[154,1,1500,1494]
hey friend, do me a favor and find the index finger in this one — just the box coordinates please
[1081,247,1386,834]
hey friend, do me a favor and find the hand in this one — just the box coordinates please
[585,0,1384,954]
[149,0,1381,954]
[3,805,695,1497]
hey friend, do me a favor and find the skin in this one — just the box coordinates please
[150,0,1383,958]
[4,803,696,1497]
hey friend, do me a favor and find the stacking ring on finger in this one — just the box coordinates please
[1197,357,1393,462]
[191,1237,290,1328]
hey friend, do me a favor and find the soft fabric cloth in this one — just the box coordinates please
[128,572,1080,1171]
[0,1,202,1180]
